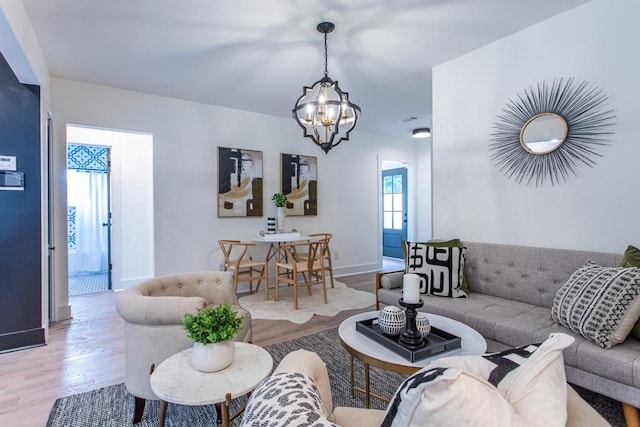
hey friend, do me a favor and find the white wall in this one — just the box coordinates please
[50,78,419,307]
[432,0,640,253]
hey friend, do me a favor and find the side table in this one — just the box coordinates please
[150,342,273,427]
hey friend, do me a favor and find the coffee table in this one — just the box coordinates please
[150,342,273,427]
[338,311,487,407]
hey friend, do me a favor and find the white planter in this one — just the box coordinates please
[276,207,285,232]
[190,341,235,373]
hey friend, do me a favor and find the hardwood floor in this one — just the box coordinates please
[0,269,395,427]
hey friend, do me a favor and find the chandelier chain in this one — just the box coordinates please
[323,32,329,77]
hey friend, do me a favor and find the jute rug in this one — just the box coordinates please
[46,328,625,426]
[238,280,376,324]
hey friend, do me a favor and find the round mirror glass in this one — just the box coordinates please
[520,113,568,154]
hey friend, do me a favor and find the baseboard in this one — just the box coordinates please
[333,262,381,277]
[55,304,72,321]
[0,327,45,353]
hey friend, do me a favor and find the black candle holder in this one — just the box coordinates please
[398,298,425,349]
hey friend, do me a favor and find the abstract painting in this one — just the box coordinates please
[218,147,263,217]
[280,153,317,216]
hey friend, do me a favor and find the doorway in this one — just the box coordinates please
[382,167,408,259]
[66,143,111,295]
[64,124,155,294]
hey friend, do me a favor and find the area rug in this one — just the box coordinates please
[238,280,376,324]
[46,328,625,426]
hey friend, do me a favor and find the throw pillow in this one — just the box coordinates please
[428,238,471,294]
[401,238,470,294]
[622,245,640,339]
[240,372,338,427]
[403,242,467,298]
[381,333,574,427]
[551,262,640,348]
[622,244,640,268]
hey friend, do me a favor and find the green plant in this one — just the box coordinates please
[272,192,288,208]
[182,302,243,344]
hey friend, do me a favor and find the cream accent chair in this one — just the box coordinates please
[115,271,252,424]
[267,350,611,427]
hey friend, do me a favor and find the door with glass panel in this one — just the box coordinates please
[382,167,407,258]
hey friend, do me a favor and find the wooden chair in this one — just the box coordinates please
[218,240,268,294]
[274,240,327,309]
[298,233,335,288]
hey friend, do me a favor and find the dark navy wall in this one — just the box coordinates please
[0,51,44,352]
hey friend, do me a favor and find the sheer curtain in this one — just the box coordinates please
[67,170,109,274]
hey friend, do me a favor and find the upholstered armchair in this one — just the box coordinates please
[115,271,252,424]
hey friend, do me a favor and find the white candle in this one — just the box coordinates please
[403,273,420,304]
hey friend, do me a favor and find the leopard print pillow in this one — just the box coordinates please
[240,372,338,427]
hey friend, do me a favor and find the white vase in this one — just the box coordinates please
[276,206,285,233]
[190,341,235,372]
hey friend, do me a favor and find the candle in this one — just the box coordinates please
[403,273,420,304]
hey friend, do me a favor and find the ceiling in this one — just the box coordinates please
[21,0,589,140]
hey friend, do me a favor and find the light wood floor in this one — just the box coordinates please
[0,268,398,427]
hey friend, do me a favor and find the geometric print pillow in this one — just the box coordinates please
[381,333,574,427]
[551,262,640,348]
[240,372,339,427]
[404,242,467,298]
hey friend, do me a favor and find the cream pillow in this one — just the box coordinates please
[381,333,574,427]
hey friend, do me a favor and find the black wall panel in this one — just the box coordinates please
[0,52,44,352]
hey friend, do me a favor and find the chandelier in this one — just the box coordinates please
[292,22,361,154]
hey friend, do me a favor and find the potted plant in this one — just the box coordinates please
[271,192,288,208]
[272,192,288,232]
[182,302,244,372]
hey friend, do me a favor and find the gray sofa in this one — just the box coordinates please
[376,242,640,425]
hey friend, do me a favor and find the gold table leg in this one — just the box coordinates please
[220,392,231,427]
[364,362,371,409]
[158,400,168,427]
[349,355,355,398]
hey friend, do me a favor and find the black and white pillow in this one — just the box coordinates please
[404,242,467,298]
[551,262,640,348]
[240,372,338,427]
[381,333,574,427]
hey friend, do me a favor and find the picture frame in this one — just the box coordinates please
[280,153,317,216]
[217,147,263,217]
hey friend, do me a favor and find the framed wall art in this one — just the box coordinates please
[489,77,615,187]
[280,153,317,216]
[218,147,263,217]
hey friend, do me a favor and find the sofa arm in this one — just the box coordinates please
[375,270,404,309]
[116,294,206,325]
[273,349,334,416]
[333,407,386,427]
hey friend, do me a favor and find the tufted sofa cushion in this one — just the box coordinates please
[463,242,622,307]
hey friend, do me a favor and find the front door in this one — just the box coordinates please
[382,167,407,258]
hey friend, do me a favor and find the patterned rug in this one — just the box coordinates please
[238,280,376,324]
[46,328,625,426]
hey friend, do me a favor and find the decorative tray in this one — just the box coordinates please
[355,318,461,362]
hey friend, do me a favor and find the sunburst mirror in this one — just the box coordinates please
[489,77,615,186]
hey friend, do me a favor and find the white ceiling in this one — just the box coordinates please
[21,0,589,140]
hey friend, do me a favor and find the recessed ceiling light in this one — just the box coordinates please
[412,128,431,138]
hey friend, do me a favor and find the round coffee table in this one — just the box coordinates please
[150,342,273,427]
[338,311,486,407]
